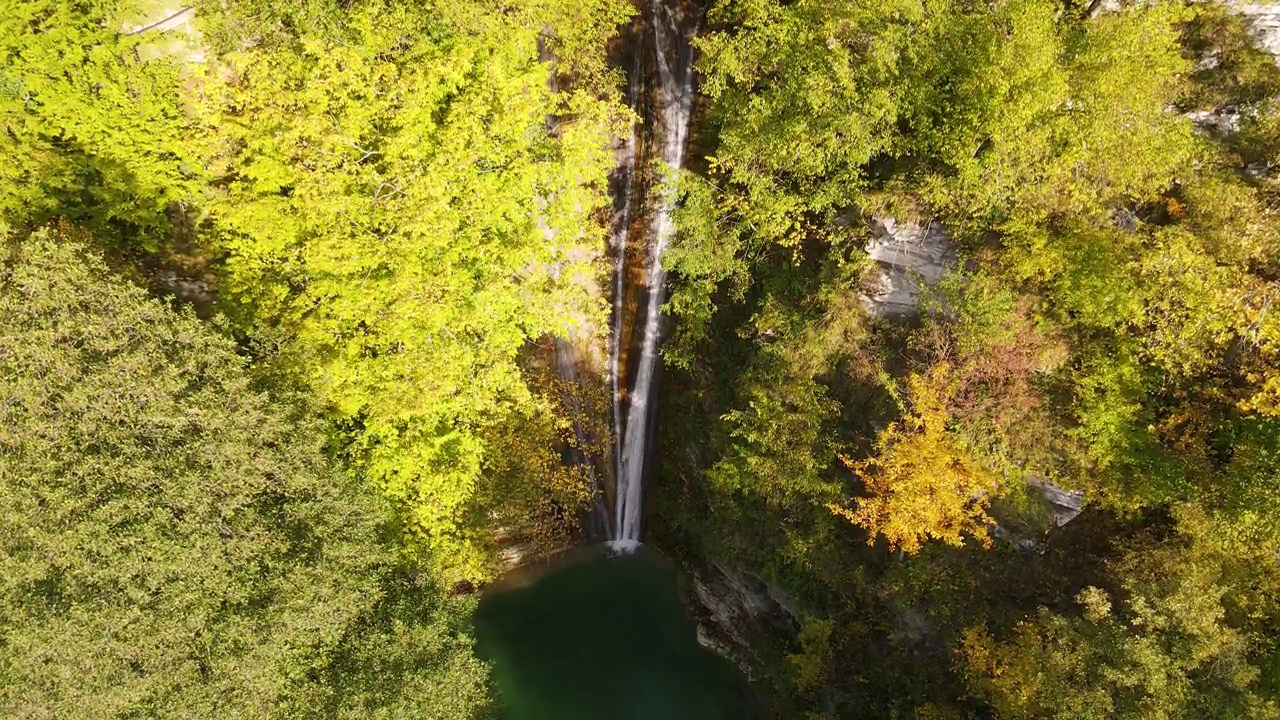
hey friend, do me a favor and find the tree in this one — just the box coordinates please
[693,0,919,245]
[0,228,490,719]
[660,0,1280,715]
[960,535,1280,719]
[830,365,1001,554]
[691,0,1196,249]
[911,271,1069,475]
[200,0,629,581]
[0,0,205,249]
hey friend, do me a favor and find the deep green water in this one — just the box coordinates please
[475,549,759,720]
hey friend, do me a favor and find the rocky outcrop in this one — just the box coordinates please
[860,217,957,319]
[1029,477,1086,527]
[681,561,799,677]
[1229,2,1280,56]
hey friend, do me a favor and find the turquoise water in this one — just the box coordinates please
[475,549,759,720]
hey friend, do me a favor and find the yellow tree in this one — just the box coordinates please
[829,365,1000,554]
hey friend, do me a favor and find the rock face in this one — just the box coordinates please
[860,217,957,319]
[1231,2,1280,56]
[1029,477,1086,527]
[682,560,799,676]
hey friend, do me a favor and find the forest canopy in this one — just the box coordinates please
[3,0,1280,717]
[0,228,490,718]
[0,0,624,715]
[657,0,1280,716]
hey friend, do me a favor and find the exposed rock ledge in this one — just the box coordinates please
[678,558,800,678]
[1225,2,1280,56]
[860,216,957,319]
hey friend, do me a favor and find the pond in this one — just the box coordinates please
[474,547,760,720]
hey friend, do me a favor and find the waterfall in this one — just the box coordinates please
[609,52,642,495]
[610,0,699,547]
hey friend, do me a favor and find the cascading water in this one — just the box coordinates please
[610,0,700,548]
[609,52,642,495]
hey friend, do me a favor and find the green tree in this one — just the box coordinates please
[919,0,1196,222]
[200,0,629,581]
[960,535,1280,719]
[648,0,1280,715]
[690,0,1196,251]
[693,0,917,245]
[0,228,490,719]
[0,0,205,248]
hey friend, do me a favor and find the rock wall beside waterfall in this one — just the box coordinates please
[677,558,799,679]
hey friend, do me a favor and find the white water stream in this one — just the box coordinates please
[612,1,699,545]
[609,52,643,496]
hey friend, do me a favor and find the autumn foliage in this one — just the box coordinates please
[830,365,1000,554]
